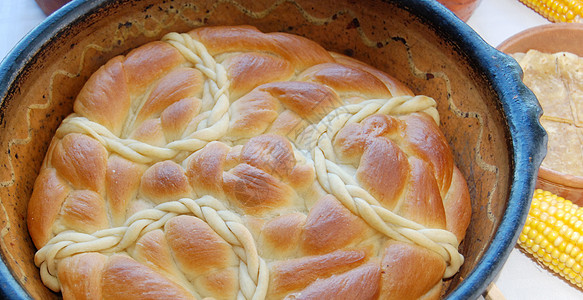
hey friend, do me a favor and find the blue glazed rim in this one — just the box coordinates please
[0,0,546,299]
[401,1,546,298]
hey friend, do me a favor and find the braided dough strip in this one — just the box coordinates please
[297,95,464,277]
[56,116,178,164]
[55,115,220,164]
[34,196,269,300]
[162,32,231,131]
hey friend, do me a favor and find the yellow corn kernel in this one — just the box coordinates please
[560,225,571,238]
[571,231,581,243]
[560,253,570,263]
[567,257,576,268]
[565,243,574,255]
[554,236,565,247]
[518,189,583,289]
[545,243,555,254]
[519,0,583,22]
[532,243,541,253]
[558,241,568,252]
[528,227,539,240]
[540,238,550,250]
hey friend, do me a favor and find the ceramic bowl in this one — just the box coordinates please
[498,23,583,56]
[0,0,546,299]
[498,23,583,205]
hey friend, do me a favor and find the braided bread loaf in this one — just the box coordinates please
[27,25,471,299]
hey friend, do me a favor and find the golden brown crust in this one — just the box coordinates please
[241,134,296,180]
[102,255,194,300]
[259,213,306,257]
[228,88,282,138]
[380,241,446,300]
[51,133,107,192]
[268,249,368,297]
[28,25,471,300]
[301,195,369,255]
[167,216,240,298]
[73,57,131,136]
[190,26,334,70]
[133,229,180,277]
[356,136,410,210]
[122,41,187,94]
[444,166,472,242]
[59,190,108,234]
[58,253,107,300]
[27,168,71,248]
[165,215,238,274]
[398,157,447,230]
[185,141,230,196]
[135,67,203,122]
[223,163,295,214]
[298,62,392,99]
[129,118,166,146]
[401,113,454,197]
[223,53,294,99]
[140,160,192,203]
[106,155,145,226]
[289,262,381,300]
[160,97,202,142]
[261,81,342,123]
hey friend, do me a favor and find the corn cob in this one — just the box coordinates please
[519,189,583,288]
[519,0,583,23]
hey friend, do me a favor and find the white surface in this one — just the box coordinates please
[1,0,582,299]
[467,0,549,47]
[0,0,45,61]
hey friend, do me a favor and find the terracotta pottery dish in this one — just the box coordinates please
[498,23,583,205]
[498,23,583,57]
[0,0,545,299]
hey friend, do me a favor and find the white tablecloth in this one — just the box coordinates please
[1,0,582,299]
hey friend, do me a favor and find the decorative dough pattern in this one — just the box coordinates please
[28,26,471,299]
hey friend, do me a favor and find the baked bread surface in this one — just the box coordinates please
[513,50,583,177]
[28,25,471,299]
